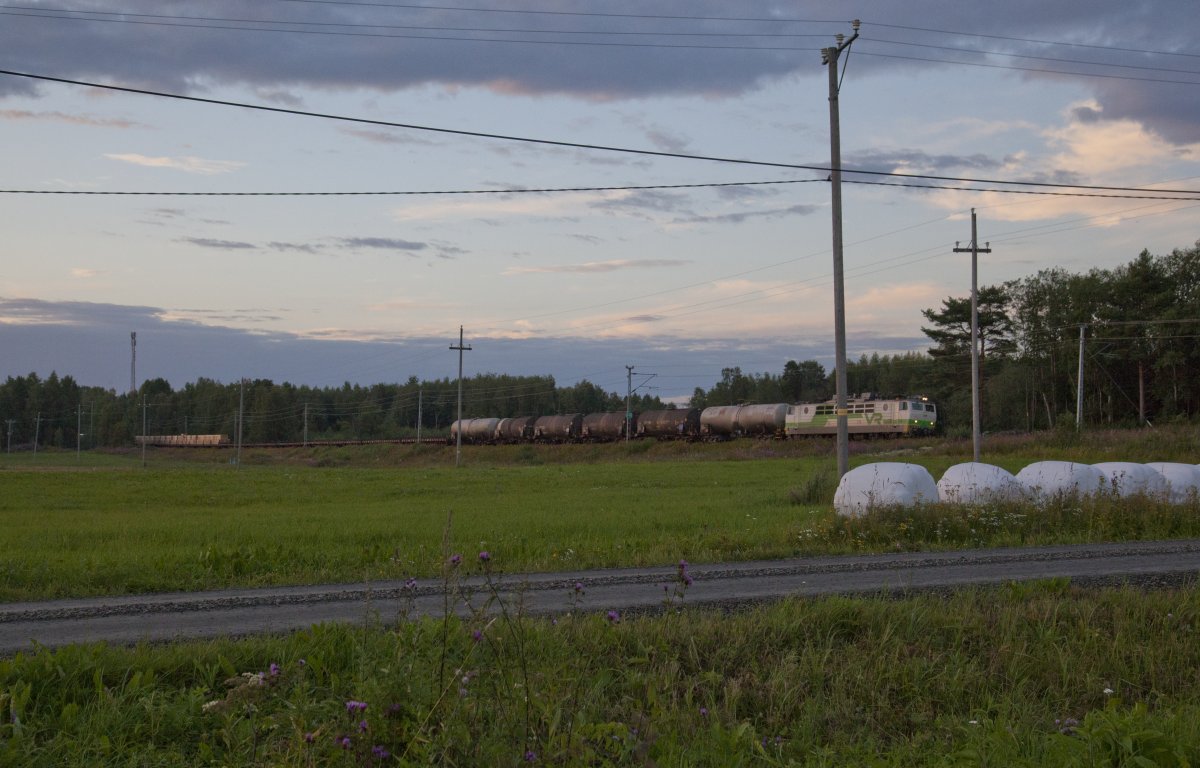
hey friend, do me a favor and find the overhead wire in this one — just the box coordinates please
[2,69,1199,196]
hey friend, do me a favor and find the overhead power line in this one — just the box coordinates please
[0,10,819,50]
[2,69,1198,197]
[0,180,821,196]
[0,4,832,38]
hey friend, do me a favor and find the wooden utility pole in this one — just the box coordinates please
[953,209,992,462]
[1076,325,1086,430]
[822,20,859,480]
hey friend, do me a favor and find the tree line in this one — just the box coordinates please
[3,243,1196,449]
[685,242,1200,434]
[0,372,669,450]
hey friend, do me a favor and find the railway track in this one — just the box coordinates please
[2,539,1198,655]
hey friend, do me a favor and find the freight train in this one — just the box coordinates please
[449,394,937,444]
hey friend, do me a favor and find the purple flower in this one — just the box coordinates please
[358,719,369,733]
[372,745,390,759]
[303,732,315,744]
[679,559,689,569]
[684,575,694,587]
[471,629,483,643]
[574,581,584,593]
[337,735,352,750]
[297,658,306,667]
[524,750,537,762]
[268,662,280,677]
[479,551,491,562]
[606,610,620,623]
[345,700,368,714]
[449,553,462,566]
[404,577,417,590]
[700,707,708,717]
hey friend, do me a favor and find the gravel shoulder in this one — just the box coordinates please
[3,539,1198,655]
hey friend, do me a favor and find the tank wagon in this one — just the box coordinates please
[581,412,636,442]
[786,395,937,437]
[135,434,231,447]
[700,404,787,439]
[495,416,536,443]
[449,418,501,445]
[637,408,701,439]
[533,413,584,442]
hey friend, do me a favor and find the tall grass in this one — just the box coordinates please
[2,580,1198,766]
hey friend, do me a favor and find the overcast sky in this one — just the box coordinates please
[2,1,1197,401]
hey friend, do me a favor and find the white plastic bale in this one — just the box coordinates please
[936,462,1024,505]
[1015,461,1105,501]
[1144,462,1200,504]
[833,463,939,517]
[1091,462,1168,498]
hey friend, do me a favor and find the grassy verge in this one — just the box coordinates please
[2,459,1199,602]
[2,581,1198,766]
[1,425,1198,601]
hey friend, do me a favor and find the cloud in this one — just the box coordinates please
[179,237,257,250]
[672,203,818,225]
[104,153,245,175]
[69,268,104,279]
[0,109,141,128]
[335,237,428,252]
[2,2,1194,144]
[504,258,690,275]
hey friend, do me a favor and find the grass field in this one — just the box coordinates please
[1,427,1198,601]
[1,426,1199,765]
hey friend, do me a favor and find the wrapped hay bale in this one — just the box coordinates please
[936,462,1025,504]
[1144,462,1200,504]
[833,462,938,517]
[1015,461,1104,502]
[1092,462,1168,498]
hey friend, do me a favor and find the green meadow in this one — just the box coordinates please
[1,427,1199,601]
[2,427,1198,765]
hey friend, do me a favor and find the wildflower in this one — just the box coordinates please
[449,553,462,566]
[524,750,537,762]
[346,700,368,714]
[202,700,222,713]
[372,745,390,759]
[1055,717,1079,735]
[699,707,708,717]
[303,732,315,744]
[404,577,417,590]
[606,610,620,623]
[243,672,265,687]
[574,582,584,593]
[471,629,483,643]
[358,719,369,733]
[268,662,280,677]
[684,574,694,587]
[297,658,306,667]
[479,550,491,562]
[1103,687,1114,696]
[337,735,352,749]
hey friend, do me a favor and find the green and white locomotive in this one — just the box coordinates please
[785,394,937,438]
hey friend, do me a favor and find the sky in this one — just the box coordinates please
[1,0,1198,403]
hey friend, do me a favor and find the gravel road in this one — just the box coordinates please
[2,539,1198,655]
